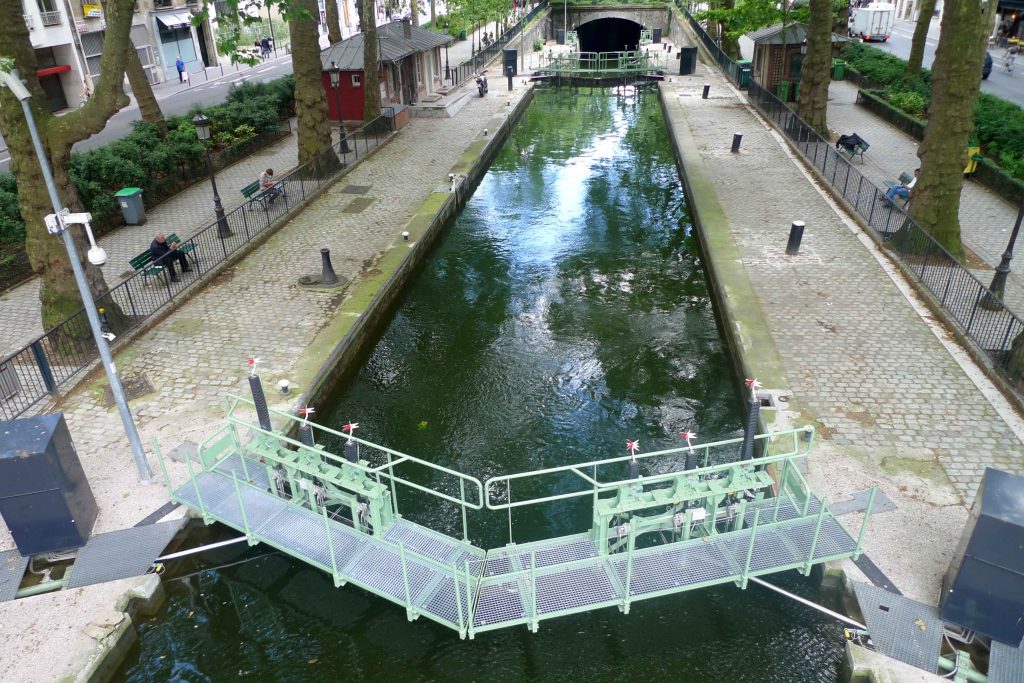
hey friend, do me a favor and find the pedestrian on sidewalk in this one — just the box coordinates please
[883,167,919,205]
[150,232,191,283]
[175,56,185,83]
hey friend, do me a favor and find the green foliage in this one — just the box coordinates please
[533,37,544,52]
[887,90,927,118]
[841,41,917,86]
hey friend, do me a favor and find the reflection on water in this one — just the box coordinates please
[116,89,844,683]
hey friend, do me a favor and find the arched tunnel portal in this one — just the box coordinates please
[576,18,643,53]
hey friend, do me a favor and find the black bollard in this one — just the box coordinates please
[731,133,742,154]
[669,44,673,53]
[702,83,710,99]
[785,221,805,256]
[739,394,760,461]
[507,65,514,91]
[684,450,699,471]
[344,440,359,463]
[248,374,273,431]
[298,422,315,447]
[628,459,640,480]
[320,248,339,285]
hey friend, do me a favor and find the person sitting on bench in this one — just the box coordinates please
[882,167,919,205]
[150,232,191,283]
[260,168,282,205]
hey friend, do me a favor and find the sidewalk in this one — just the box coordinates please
[663,61,1024,604]
[0,128,299,358]
[826,79,1024,312]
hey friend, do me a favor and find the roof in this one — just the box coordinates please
[747,22,850,45]
[320,21,453,71]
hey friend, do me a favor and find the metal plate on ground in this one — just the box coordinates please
[0,550,29,603]
[853,581,942,673]
[990,640,1024,683]
[830,488,897,516]
[342,197,375,213]
[340,185,372,194]
[65,521,181,589]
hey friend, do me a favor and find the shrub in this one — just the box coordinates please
[533,37,544,51]
[887,90,927,118]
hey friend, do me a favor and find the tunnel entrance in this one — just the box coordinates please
[576,18,643,53]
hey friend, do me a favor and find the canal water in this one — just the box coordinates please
[116,88,847,682]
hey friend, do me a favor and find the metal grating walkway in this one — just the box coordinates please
[990,640,1024,683]
[0,550,29,603]
[852,581,942,673]
[66,521,182,589]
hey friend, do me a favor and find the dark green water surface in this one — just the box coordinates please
[116,89,845,682]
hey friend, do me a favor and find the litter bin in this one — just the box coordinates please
[737,59,752,88]
[792,81,800,101]
[832,59,846,80]
[776,80,791,102]
[652,27,662,44]
[556,28,565,45]
[115,187,145,225]
[679,46,698,75]
[458,29,467,40]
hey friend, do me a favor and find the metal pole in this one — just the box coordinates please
[749,576,867,630]
[399,542,414,619]
[772,458,790,522]
[452,562,465,636]
[981,197,1024,309]
[232,473,252,544]
[267,5,278,58]
[335,82,351,154]
[530,550,538,631]
[460,478,469,541]
[803,497,828,575]
[623,527,634,613]
[741,508,760,588]
[853,487,877,559]
[205,147,232,238]
[18,97,152,483]
[322,506,340,585]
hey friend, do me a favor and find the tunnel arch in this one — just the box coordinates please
[575,17,644,53]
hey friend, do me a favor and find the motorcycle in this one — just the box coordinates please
[476,72,488,97]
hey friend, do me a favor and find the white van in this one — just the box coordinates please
[849,3,895,42]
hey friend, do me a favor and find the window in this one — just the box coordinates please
[36,0,56,13]
[351,73,361,87]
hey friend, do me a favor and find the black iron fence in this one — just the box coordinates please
[0,109,397,421]
[446,0,549,87]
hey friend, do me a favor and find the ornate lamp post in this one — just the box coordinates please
[192,111,231,239]
[981,198,1024,310]
[328,61,351,154]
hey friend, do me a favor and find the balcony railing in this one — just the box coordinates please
[23,13,34,29]
[40,9,62,26]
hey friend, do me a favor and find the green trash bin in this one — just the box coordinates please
[115,187,145,225]
[832,59,847,80]
[737,59,752,88]
[792,81,800,101]
[458,28,467,40]
[776,80,791,102]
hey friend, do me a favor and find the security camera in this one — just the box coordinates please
[87,245,107,266]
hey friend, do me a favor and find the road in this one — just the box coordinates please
[0,55,295,172]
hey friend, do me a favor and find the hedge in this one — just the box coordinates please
[0,74,295,291]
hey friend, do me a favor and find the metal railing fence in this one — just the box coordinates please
[445,0,549,88]
[0,109,397,421]
[679,2,744,87]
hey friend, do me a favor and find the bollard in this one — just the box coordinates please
[344,440,358,463]
[739,394,760,461]
[248,375,273,431]
[786,221,805,256]
[731,133,742,154]
[299,422,315,447]
[320,248,339,285]
[507,66,514,91]
[702,84,710,99]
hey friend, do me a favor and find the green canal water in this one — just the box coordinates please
[116,89,847,682]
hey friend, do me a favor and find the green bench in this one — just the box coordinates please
[836,133,869,163]
[882,171,913,207]
[241,179,286,210]
[128,232,197,284]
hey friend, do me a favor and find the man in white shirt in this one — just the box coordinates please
[883,167,919,204]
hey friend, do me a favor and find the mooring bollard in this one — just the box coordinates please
[320,248,339,285]
[507,66,514,91]
[731,133,742,154]
[702,84,710,99]
[786,221,805,256]
[739,393,760,461]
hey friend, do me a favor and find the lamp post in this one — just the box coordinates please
[0,69,152,483]
[981,198,1024,310]
[327,61,351,154]
[192,111,232,239]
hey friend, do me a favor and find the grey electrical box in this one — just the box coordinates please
[503,48,517,77]
[940,468,1024,645]
[679,46,698,76]
[0,413,97,556]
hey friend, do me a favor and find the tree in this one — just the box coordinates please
[361,0,381,121]
[288,0,337,165]
[326,0,343,44]
[906,0,938,75]
[0,0,137,329]
[796,0,833,134]
[125,42,167,136]
[909,0,993,255]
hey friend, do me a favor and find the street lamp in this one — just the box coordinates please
[981,198,1024,310]
[327,61,351,154]
[0,69,152,483]
[192,111,232,239]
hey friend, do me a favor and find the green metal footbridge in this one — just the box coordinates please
[156,395,876,639]
[534,50,667,81]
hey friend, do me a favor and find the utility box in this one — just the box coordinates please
[679,46,698,75]
[940,468,1024,645]
[0,361,21,401]
[652,27,662,44]
[503,48,518,77]
[556,28,565,45]
[115,187,146,225]
[0,413,97,556]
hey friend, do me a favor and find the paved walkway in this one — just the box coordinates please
[665,62,1024,603]
[827,80,1024,312]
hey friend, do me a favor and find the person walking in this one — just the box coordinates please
[175,55,185,83]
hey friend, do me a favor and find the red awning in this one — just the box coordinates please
[36,65,71,77]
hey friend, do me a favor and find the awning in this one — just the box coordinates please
[36,65,71,77]
[155,11,193,29]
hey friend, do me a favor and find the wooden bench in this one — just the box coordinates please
[241,179,286,211]
[836,133,869,163]
[128,232,197,284]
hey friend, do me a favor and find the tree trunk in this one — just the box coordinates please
[430,0,435,26]
[362,0,382,121]
[720,0,741,59]
[290,0,338,167]
[0,0,137,330]
[907,0,938,75]
[796,0,833,135]
[910,0,993,255]
[326,0,343,44]
[411,0,419,26]
[125,42,167,136]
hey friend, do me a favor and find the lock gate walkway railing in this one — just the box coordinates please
[156,396,876,639]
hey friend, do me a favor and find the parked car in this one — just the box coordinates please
[983,51,993,79]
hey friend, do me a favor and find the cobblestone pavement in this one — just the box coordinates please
[665,65,1023,601]
[0,75,531,552]
[0,130,299,357]
[827,80,1024,312]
